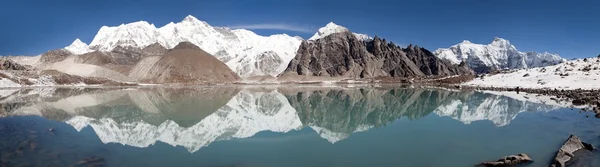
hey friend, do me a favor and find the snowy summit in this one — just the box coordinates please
[308,22,371,41]
[64,38,93,55]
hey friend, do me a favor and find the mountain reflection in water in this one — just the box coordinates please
[0,86,560,153]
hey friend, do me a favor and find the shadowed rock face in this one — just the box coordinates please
[283,32,474,78]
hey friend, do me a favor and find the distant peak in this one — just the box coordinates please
[493,37,507,42]
[71,38,86,45]
[490,37,511,47]
[492,37,509,43]
[325,22,341,28]
[461,40,472,44]
[64,38,93,55]
[183,15,199,22]
[308,22,350,40]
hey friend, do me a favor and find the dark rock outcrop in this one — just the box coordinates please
[282,32,474,78]
[476,153,532,167]
[551,135,595,167]
[0,58,28,70]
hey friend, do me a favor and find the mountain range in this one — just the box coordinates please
[78,15,303,77]
[434,38,565,73]
[0,15,566,87]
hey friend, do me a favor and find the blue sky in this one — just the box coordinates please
[0,0,598,58]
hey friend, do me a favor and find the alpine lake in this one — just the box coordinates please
[0,85,598,167]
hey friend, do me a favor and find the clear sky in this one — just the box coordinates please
[0,0,598,58]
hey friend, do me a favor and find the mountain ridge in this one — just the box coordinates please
[434,37,565,73]
[85,15,303,78]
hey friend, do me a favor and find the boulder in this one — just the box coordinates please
[551,135,595,167]
[476,153,532,167]
[572,99,586,106]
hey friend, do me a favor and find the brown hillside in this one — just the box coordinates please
[129,42,240,84]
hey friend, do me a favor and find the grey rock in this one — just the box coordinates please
[0,58,28,70]
[282,32,474,78]
[551,135,595,167]
[476,153,532,167]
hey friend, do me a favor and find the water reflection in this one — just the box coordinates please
[0,86,560,152]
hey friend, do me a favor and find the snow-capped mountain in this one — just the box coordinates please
[86,15,303,77]
[434,37,565,73]
[64,38,94,55]
[308,22,371,41]
[63,16,375,78]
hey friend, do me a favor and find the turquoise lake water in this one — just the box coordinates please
[0,86,598,167]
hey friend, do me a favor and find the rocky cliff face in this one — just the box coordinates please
[282,32,473,78]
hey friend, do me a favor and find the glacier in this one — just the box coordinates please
[434,37,565,73]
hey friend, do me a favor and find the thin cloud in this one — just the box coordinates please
[229,23,314,33]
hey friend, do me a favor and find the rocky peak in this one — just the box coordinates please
[141,43,167,56]
[284,32,474,78]
[172,42,201,50]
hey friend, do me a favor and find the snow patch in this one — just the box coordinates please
[463,57,600,90]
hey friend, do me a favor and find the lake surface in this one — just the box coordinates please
[0,85,599,167]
